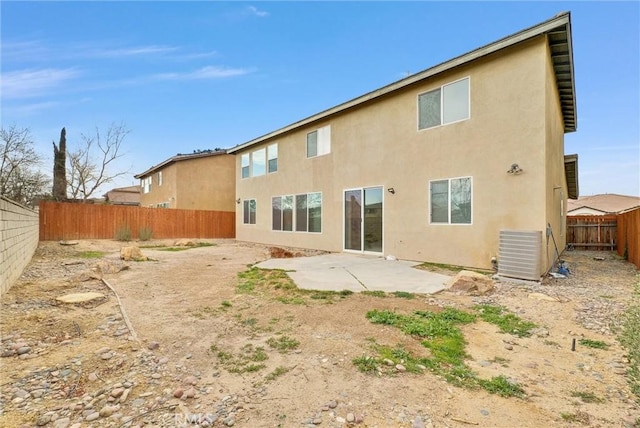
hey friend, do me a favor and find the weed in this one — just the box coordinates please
[157,243,216,252]
[265,366,290,382]
[416,261,492,275]
[544,339,561,347]
[190,306,218,319]
[578,338,609,349]
[489,356,510,367]
[353,355,380,373]
[618,276,640,403]
[138,227,153,241]
[560,411,590,424]
[600,295,614,299]
[393,291,415,299]
[362,290,386,298]
[221,300,232,308]
[267,335,299,353]
[362,307,527,398]
[570,390,604,403]
[76,250,105,259]
[276,296,306,305]
[475,304,537,337]
[478,376,525,398]
[237,268,295,294]
[211,343,269,374]
[115,226,132,241]
[242,318,259,328]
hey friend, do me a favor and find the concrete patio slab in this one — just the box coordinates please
[255,253,450,294]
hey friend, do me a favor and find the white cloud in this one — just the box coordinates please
[90,45,179,58]
[1,68,81,99]
[153,66,253,81]
[246,6,269,18]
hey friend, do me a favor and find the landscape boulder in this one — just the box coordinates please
[120,246,147,261]
[446,270,494,295]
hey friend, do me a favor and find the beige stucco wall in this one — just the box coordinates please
[236,36,567,272]
[176,154,236,211]
[543,37,570,272]
[139,163,178,207]
[139,154,236,211]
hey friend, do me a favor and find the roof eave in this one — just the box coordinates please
[228,12,576,154]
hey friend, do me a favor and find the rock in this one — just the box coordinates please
[59,240,79,246]
[336,416,346,423]
[1,350,15,357]
[528,293,560,302]
[413,416,426,428]
[446,271,494,295]
[173,388,184,398]
[383,358,394,366]
[120,388,131,402]
[183,375,198,385]
[101,352,113,360]
[99,406,117,417]
[36,414,52,426]
[110,388,125,398]
[175,239,197,247]
[31,389,45,398]
[57,292,105,304]
[95,347,110,355]
[185,387,196,398]
[120,245,147,261]
[346,413,355,422]
[151,373,161,379]
[85,412,100,422]
[504,344,514,350]
[16,346,31,355]
[355,414,364,423]
[478,360,491,367]
[147,341,160,350]
[13,389,29,399]
[395,364,406,372]
[93,260,128,274]
[327,400,338,409]
[88,373,98,382]
[52,417,71,428]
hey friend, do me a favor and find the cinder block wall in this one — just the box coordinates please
[0,197,39,296]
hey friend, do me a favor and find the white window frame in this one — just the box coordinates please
[429,176,473,225]
[243,199,257,225]
[252,148,266,176]
[272,192,322,233]
[158,171,163,186]
[141,176,152,194]
[267,143,278,173]
[307,125,331,158]
[241,154,250,179]
[418,77,470,130]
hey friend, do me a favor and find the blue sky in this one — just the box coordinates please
[2,1,639,197]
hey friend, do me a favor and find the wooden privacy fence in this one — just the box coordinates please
[39,201,235,241]
[567,215,617,251]
[617,207,640,269]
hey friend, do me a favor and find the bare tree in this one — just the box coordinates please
[0,125,50,206]
[67,123,130,201]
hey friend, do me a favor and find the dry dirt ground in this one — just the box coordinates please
[0,239,638,428]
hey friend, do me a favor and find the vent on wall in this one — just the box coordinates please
[498,230,542,281]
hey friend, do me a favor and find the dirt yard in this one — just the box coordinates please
[0,239,638,428]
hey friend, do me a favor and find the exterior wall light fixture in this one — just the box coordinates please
[507,163,523,175]
[387,188,395,194]
[236,198,241,204]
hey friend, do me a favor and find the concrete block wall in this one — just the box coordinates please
[0,197,39,296]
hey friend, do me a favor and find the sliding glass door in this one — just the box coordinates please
[344,187,383,253]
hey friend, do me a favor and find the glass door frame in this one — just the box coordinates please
[343,186,384,254]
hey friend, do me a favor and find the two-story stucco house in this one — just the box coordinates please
[134,150,235,211]
[228,12,579,280]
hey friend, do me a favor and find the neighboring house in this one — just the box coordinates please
[134,150,235,211]
[104,185,141,206]
[228,12,578,279]
[567,194,640,216]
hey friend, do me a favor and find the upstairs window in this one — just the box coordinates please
[419,77,469,129]
[267,144,278,173]
[252,148,266,176]
[241,154,250,179]
[430,177,472,224]
[307,125,331,158]
[158,171,163,186]
[141,176,152,194]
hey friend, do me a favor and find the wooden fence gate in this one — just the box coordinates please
[567,215,617,251]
